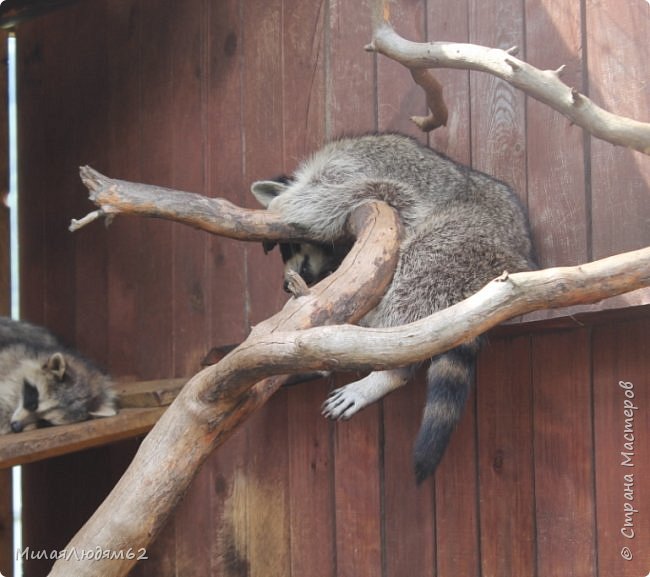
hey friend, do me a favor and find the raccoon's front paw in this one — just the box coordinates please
[322,384,366,420]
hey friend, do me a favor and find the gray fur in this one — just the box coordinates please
[0,317,117,434]
[252,133,536,482]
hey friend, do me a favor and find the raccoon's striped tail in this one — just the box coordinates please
[413,341,479,484]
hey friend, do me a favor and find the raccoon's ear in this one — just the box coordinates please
[89,399,118,418]
[46,352,67,381]
[251,180,288,207]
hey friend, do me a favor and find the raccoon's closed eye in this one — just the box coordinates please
[23,380,39,412]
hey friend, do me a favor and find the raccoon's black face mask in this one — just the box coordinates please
[252,175,350,291]
[263,240,349,292]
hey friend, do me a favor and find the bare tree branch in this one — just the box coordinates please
[366,20,650,154]
[71,166,321,242]
[409,69,448,131]
[49,201,402,577]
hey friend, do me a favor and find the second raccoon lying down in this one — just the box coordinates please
[253,133,536,483]
[0,317,117,434]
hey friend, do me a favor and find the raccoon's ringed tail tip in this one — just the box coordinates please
[413,453,439,485]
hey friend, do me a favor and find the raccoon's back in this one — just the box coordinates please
[283,133,533,244]
[0,317,62,351]
[361,206,535,328]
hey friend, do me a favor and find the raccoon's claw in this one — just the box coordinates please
[322,388,361,420]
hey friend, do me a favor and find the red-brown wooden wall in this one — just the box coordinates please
[8,0,650,575]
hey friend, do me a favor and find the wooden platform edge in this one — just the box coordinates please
[0,407,167,469]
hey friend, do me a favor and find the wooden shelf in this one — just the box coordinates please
[0,378,187,469]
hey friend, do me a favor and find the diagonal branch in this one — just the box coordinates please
[366,20,650,154]
[239,245,650,375]
[49,201,402,577]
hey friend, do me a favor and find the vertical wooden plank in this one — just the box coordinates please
[593,318,650,575]
[469,0,526,194]
[427,0,471,163]
[477,335,535,577]
[377,0,427,140]
[69,0,110,367]
[205,3,252,574]
[206,0,247,351]
[210,425,249,577]
[525,0,587,268]
[169,0,210,379]
[327,0,376,137]
[127,1,177,573]
[532,329,596,576]
[242,0,286,328]
[238,3,291,576]
[245,391,291,577]
[382,376,435,577]
[161,2,213,575]
[204,1,251,574]
[105,0,143,379]
[135,0,175,382]
[16,15,59,329]
[327,2,383,576]
[333,401,383,577]
[433,389,479,577]
[282,0,326,163]
[279,4,333,577]
[99,13,174,567]
[425,4,480,577]
[587,0,650,260]
[287,381,335,577]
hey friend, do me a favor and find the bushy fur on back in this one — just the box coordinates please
[252,133,536,482]
[0,317,117,434]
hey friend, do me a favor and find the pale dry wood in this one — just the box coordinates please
[409,69,448,131]
[71,166,328,241]
[49,201,402,577]
[366,20,650,154]
[117,378,187,408]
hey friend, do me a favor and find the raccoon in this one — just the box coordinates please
[252,133,536,483]
[0,317,117,434]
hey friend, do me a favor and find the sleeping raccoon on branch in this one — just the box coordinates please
[252,133,537,482]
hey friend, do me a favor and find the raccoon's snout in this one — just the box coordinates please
[10,421,23,433]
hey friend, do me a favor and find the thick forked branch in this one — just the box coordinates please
[70,166,317,241]
[366,20,650,154]
[49,201,402,577]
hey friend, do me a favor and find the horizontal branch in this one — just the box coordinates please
[227,245,650,375]
[367,22,650,154]
[71,166,320,241]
